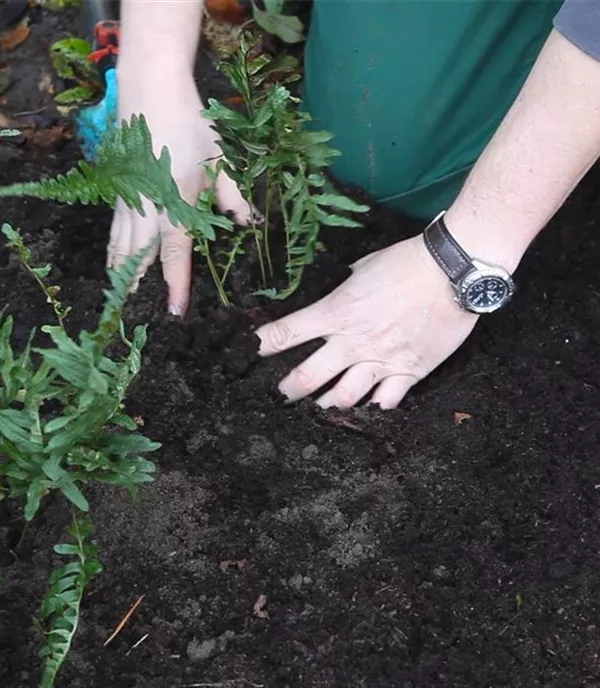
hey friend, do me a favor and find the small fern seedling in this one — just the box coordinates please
[2,223,71,326]
[39,514,102,688]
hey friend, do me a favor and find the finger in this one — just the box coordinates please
[370,374,415,410]
[214,166,254,226]
[107,200,132,269]
[159,216,193,316]
[350,249,381,272]
[256,302,334,357]
[107,206,120,269]
[317,362,385,409]
[130,198,160,291]
[278,340,351,402]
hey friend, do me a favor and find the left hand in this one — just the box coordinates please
[256,235,479,409]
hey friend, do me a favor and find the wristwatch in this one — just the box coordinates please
[423,211,515,314]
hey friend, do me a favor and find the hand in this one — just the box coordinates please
[107,71,252,315]
[256,235,479,409]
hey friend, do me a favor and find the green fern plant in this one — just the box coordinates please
[0,224,159,687]
[197,32,369,302]
[0,224,159,521]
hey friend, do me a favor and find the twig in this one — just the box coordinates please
[10,521,29,561]
[181,681,264,688]
[126,632,149,656]
[12,106,46,117]
[498,611,521,636]
[103,594,145,646]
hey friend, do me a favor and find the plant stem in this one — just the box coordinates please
[254,232,267,289]
[246,184,267,288]
[278,179,292,283]
[205,247,230,307]
[263,171,273,278]
[26,267,67,328]
[10,521,29,562]
[220,234,244,288]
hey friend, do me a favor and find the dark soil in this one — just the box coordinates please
[3,8,600,688]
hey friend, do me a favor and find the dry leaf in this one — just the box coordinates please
[205,0,249,25]
[29,125,71,148]
[454,412,473,425]
[220,558,246,572]
[38,70,54,95]
[0,18,31,51]
[0,112,13,128]
[253,593,268,619]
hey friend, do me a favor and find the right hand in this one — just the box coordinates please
[107,71,252,315]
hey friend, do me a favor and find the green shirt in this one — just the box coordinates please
[303,0,561,219]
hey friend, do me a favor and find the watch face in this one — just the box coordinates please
[464,276,509,312]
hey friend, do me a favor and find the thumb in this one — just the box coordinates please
[159,216,193,316]
[214,167,254,226]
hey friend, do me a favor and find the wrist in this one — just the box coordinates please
[117,55,195,88]
[443,203,537,275]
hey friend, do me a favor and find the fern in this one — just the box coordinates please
[201,33,369,300]
[0,225,160,521]
[0,115,229,241]
[0,225,159,687]
[39,514,102,688]
[2,223,71,325]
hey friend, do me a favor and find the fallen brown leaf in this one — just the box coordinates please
[253,593,268,619]
[0,18,31,51]
[29,125,71,149]
[454,412,473,425]
[205,0,249,25]
[0,108,73,148]
[220,558,246,572]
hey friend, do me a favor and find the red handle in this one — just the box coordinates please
[89,20,120,64]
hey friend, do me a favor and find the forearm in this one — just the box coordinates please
[118,0,204,78]
[445,29,600,273]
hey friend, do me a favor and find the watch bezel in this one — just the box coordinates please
[455,262,516,314]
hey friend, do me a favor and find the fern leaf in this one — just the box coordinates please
[93,246,152,354]
[0,115,222,241]
[39,514,102,688]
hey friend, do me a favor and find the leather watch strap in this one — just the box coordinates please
[423,212,473,284]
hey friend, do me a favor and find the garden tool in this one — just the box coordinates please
[75,0,119,161]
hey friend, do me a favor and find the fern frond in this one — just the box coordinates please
[39,514,102,688]
[93,245,153,354]
[0,115,225,241]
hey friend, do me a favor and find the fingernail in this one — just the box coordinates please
[168,304,182,316]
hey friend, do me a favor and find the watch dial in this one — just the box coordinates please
[465,276,508,310]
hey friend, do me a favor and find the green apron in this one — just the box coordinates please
[303,0,561,219]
